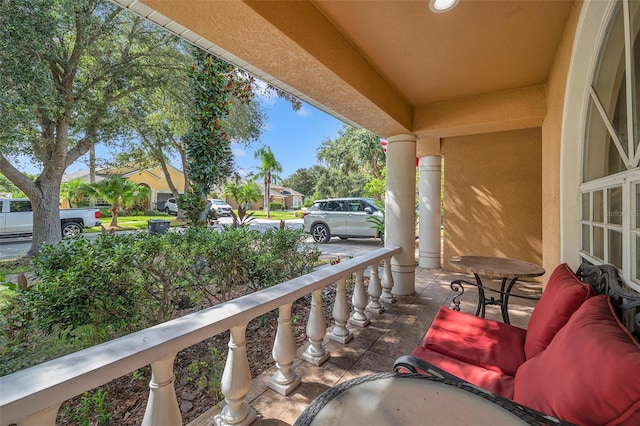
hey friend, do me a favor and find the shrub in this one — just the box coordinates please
[294,210,306,218]
[269,202,283,211]
[1,227,321,375]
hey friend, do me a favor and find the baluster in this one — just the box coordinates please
[17,405,61,426]
[328,277,353,343]
[142,355,181,426]
[214,324,256,426]
[349,269,370,327]
[269,302,302,396]
[381,257,396,303]
[366,262,384,314]
[301,289,330,366]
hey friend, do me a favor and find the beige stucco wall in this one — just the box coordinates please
[125,166,185,194]
[540,0,583,284]
[442,128,542,271]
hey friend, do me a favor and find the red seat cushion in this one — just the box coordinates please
[523,263,594,359]
[421,307,527,376]
[411,346,515,399]
[514,295,640,425]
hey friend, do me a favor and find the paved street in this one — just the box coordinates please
[0,218,383,261]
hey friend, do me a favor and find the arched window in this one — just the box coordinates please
[580,0,640,289]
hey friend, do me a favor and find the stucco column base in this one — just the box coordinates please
[390,263,416,296]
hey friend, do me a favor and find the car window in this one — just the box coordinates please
[168,198,175,203]
[308,202,324,212]
[348,201,367,212]
[9,200,32,212]
[326,200,345,212]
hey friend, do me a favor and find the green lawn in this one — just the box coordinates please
[88,215,183,232]
[247,210,298,220]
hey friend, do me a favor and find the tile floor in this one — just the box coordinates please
[190,262,541,426]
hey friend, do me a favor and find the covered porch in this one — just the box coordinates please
[194,265,538,425]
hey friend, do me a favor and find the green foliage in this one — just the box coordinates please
[60,388,112,426]
[78,176,150,227]
[224,180,260,227]
[28,236,140,335]
[254,145,282,217]
[269,202,283,211]
[366,200,385,242]
[281,166,324,197]
[183,50,236,222]
[0,0,186,254]
[184,346,225,400]
[0,173,26,197]
[177,186,210,226]
[0,227,320,375]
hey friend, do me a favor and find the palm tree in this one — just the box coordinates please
[253,145,282,218]
[224,180,262,226]
[79,176,150,227]
[60,179,84,208]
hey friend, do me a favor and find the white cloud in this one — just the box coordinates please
[254,79,277,104]
[233,147,246,157]
[296,106,311,117]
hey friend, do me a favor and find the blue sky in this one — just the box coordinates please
[233,96,344,179]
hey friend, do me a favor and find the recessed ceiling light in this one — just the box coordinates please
[429,0,460,13]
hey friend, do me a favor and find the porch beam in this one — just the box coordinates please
[413,85,546,139]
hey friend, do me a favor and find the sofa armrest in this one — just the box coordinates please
[393,356,576,426]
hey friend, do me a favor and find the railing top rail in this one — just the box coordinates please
[0,245,401,422]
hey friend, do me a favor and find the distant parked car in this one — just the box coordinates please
[209,199,233,216]
[164,197,178,215]
[303,197,383,243]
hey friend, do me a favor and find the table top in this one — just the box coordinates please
[295,373,540,426]
[449,256,545,279]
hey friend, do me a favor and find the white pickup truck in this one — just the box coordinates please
[0,198,102,238]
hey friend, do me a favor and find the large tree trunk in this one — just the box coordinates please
[89,144,96,207]
[28,172,64,257]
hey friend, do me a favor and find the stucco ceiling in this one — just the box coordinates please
[113,0,576,138]
[311,0,573,105]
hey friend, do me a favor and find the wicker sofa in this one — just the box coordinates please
[394,263,640,425]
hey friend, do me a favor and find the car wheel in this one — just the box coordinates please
[62,222,83,238]
[165,207,170,214]
[312,223,331,243]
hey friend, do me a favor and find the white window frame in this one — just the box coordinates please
[578,0,640,290]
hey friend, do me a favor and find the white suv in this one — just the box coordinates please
[303,198,383,243]
[209,199,233,216]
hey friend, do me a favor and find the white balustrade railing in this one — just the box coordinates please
[0,246,401,426]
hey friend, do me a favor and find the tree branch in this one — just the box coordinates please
[0,154,37,198]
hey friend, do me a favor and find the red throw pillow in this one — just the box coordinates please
[514,295,640,425]
[524,263,594,359]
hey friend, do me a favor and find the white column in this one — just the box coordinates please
[328,277,353,343]
[215,324,256,426]
[366,263,384,314]
[418,156,442,268]
[269,302,302,396]
[349,269,370,327]
[301,289,330,366]
[385,134,417,295]
[142,356,181,426]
